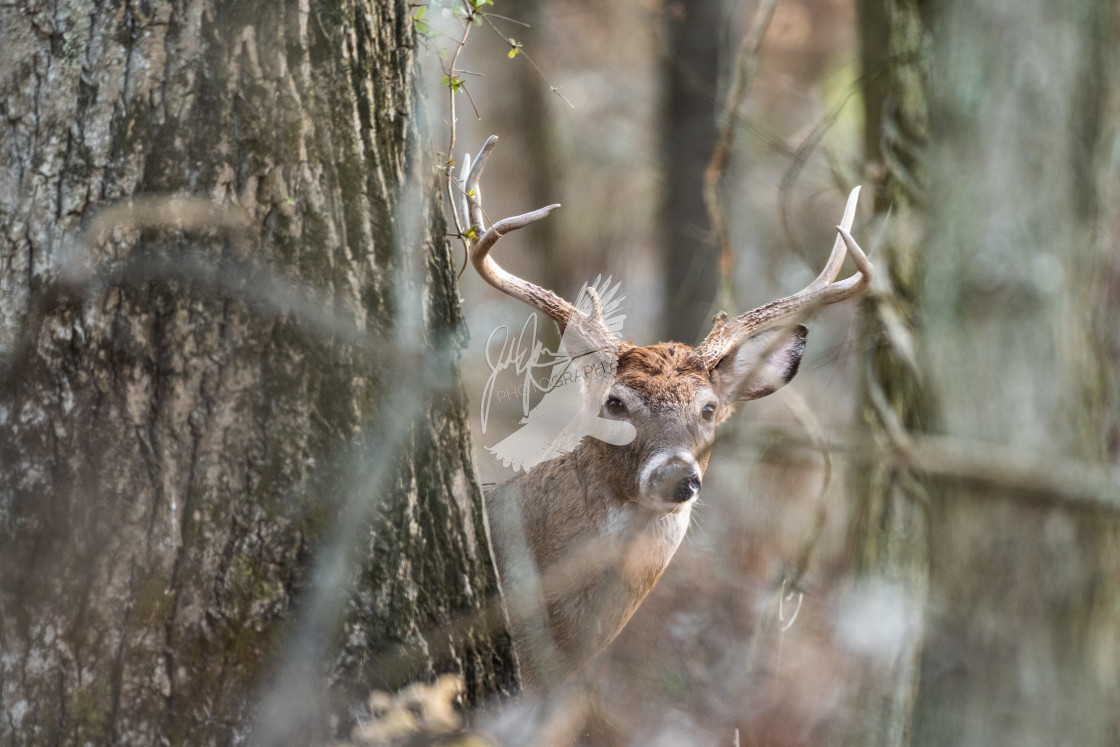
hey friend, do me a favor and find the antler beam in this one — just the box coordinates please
[464,136,622,353]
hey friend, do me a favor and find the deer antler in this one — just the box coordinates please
[693,187,872,370]
[464,136,624,357]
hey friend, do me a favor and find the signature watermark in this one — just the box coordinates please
[479,276,636,473]
[480,315,617,433]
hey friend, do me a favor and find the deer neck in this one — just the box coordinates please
[491,447,693,679]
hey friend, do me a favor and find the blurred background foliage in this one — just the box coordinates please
[434,0,1120,743]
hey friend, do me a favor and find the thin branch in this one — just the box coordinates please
[443,8,476,242]
[703,0,780,311]
[780,388,834,593]
[483,12,530,27]
[778,83,862,261]
[481,14,574,108]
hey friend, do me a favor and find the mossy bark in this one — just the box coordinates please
[842,1,933,744]
[0,1,515,744]
[849,0,1120,744]
[912,1,1120,743]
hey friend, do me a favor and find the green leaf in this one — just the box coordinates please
[412,5,434,36]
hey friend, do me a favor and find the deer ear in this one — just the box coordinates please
[711,325,808,405]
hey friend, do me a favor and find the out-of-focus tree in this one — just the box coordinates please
[843,0,932,742]
[659,0,727,343]
[913,1,1120,742]
[0,1,515,743]
[848,0,1120,743]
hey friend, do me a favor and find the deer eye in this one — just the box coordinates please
[605,397,627,417]
[701,403,717,422]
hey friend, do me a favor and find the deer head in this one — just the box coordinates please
[463,136,871,690]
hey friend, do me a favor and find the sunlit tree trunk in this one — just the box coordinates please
[0,1,515,743]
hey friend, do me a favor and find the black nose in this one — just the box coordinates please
[648,456,702,503]
[671,471,702,503]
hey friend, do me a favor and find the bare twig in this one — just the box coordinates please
[480,13,573,108]
[780,388,834,593]
[777,84,862,260]
[703,0,780,311]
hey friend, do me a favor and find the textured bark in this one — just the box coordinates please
[848,0,1120,744]
[0,1,515,744]
[912,1,1120,743]
[842,1,932,743]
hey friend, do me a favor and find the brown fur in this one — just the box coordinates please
[615,344,710,405]
[487,334,807,690]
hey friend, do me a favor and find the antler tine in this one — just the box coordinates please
[694,186,872,370]
[806,184,861,291]
[463,135,497,234]
[465,137,622,351]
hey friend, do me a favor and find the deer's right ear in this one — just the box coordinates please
[710,325,808,406]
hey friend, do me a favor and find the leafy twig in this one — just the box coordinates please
[480,13,574,108]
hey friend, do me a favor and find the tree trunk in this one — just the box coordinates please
[0,1,516,744]
[912,1,1120,743]
[842,1,932,743]
[659,0,727,344]
[848,0,1120,743]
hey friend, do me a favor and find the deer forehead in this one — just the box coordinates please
[612,343,715,409]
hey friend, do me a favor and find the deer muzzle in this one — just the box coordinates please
[641,451,702,505]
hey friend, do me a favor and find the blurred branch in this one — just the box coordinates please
[741,422,1120,514]
[907,436,1120,511]
[82,195,253,236]
[780,388,833,594]
[703,0,779,312]
[1,197,453,403]
[777,85,862,262]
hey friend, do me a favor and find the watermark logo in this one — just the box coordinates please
[480,276,636,472]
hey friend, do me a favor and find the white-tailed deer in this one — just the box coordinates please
[464,137,871,690]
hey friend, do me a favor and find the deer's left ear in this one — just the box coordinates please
[711,324,808,405]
